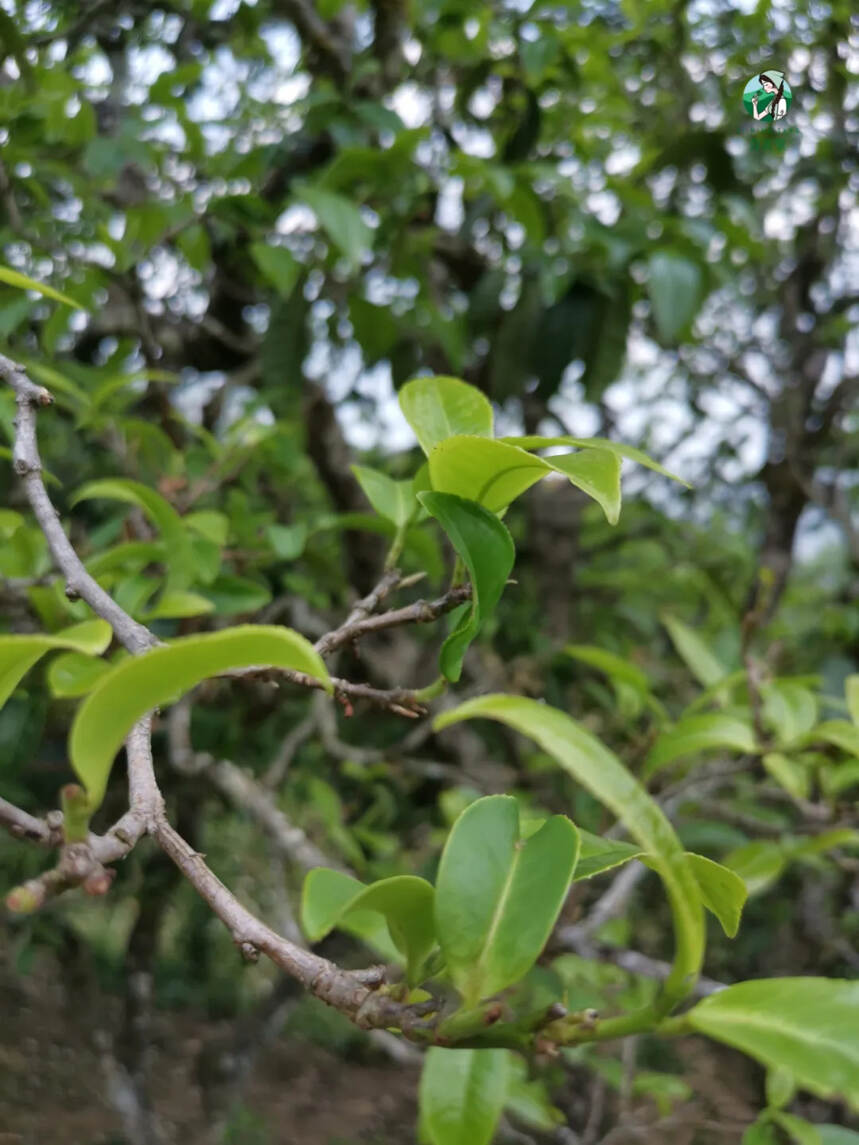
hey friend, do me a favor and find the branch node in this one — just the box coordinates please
[238,940,260,963]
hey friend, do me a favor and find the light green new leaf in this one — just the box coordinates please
[47,651,112,698]
[301,868,435,983]
[686,852,747,938]
[501,435,690,487]
[575,831,643,880]
[0,620,112,708]
[418,493,514,682]
[645,713,758,777]
[351,465,417,527]
[685,978,859,1109]
[72,479,194,591]
[428,436,621,523]
[0,264,85,310]
[420,1048,509,1145]
[435,697,705,1007]
[647,252,704,343]
[662,614,728,689]
[434,795,579,1005]
[297,185,373,269]
[70,626,331,809]
[846,676,859,727]
[399,376,493,455]
[299,868,401,963]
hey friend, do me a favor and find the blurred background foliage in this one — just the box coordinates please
[0,0,857,1141]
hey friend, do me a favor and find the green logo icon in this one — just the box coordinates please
[743,70,792,122]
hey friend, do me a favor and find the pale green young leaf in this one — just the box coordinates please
[434,795,579,1004]
[70,627,331,809]
[427,436,622,523]
[301,868,435,983]
[418,493,514,682]
[420,1048,509,1145]
[399,376,493,455]
[685,978,859,1109]
[351,465,417,527]
[435,697,705,1006]
[686,852,747,938]
[502,435,690,487]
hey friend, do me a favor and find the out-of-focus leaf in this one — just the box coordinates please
[0,265,85,310]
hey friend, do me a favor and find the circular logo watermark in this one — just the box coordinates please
[742,70,792,123]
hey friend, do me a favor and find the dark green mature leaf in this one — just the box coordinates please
[399,376,494,455]
[73,479,195,591]
[0,620,112,708]
[301,868,435,983]
[420,1048,509,1145]
[70,627,331,809]
[434,795,579,1005]
[435,698,705,1005]
[418,493,514,682]
[686,852,747,937]
[647,252,704,343]
[685,979,859,1109]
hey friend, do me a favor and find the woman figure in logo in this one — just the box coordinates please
[751,70,787,121]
